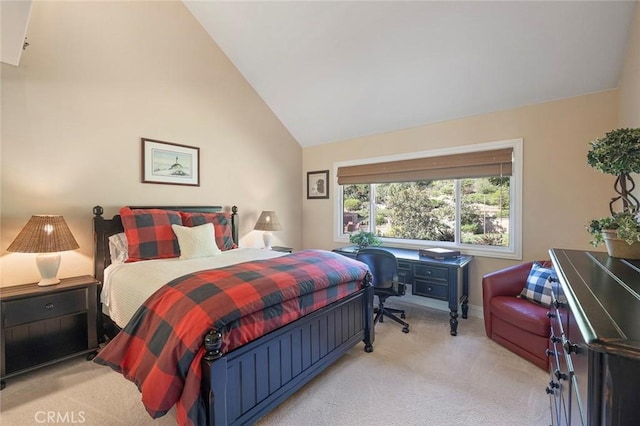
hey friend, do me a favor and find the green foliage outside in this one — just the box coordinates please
[343,177,510,247]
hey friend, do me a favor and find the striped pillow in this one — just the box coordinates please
[119,207,182,262]
[180,211,237,251]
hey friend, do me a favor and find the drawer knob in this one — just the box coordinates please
[426,270,432,275]
[555,369,568,381]
[563,340,579,354]
[44,303,54,310]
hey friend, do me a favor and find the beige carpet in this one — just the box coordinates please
[0,302,549,425]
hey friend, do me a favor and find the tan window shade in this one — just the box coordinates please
[337,148,513,185]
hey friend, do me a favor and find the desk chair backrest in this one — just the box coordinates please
[356,248,401,293]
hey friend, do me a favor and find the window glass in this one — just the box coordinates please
[459,177,509,247]
[375,181,455,241]
[342,184,370,234]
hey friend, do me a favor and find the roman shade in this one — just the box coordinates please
[337,148,513,185]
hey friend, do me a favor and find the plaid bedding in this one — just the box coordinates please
[94,249,368,426]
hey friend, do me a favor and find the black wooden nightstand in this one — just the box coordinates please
[271,246,293,253]
[0,275,99,389]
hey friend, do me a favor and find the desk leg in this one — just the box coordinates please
[461,295,469,320]
[461,265,469,319]
[449,310,458,336]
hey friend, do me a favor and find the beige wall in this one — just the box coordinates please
[619,1,640,127]
[0,0,302,286]
[302,91,618,310]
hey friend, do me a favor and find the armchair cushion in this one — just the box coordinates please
[490,296,549,337]
[519,262,557,308]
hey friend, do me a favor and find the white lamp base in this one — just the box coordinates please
[263,231,273,250]
[36,253,61,286]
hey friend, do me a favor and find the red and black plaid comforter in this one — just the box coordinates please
[94,249,368,426]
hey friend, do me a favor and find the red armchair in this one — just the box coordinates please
[482,261,552,370]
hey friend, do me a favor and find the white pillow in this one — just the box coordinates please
[171,223,221,259]
[108,232,129,264]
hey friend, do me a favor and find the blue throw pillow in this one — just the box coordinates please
[519,262,557,308]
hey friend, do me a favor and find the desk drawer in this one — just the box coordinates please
[413,265,448,283]
[397,260,412,272]
[413,279,448,300]
[3,289,87,328]
[397,260,413,281]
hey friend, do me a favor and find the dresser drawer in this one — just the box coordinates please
[413,279,448,300]
[413,264,448,283]
[3,289,87,328]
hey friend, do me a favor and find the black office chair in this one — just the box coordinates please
[356,248,410,333]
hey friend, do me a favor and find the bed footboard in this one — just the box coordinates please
[201,282,374,425]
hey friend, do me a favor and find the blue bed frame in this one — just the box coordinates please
[92,205,374,425]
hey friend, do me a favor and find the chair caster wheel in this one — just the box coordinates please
[400,313,406,319]
[402,326,409,333]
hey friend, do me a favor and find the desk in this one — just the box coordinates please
[333,245,472,335]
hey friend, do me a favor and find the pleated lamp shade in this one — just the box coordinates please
[253,211,282,249]
[8,215,79,286]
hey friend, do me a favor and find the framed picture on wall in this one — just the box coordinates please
[307,170,329,199]
[142,138,200,186]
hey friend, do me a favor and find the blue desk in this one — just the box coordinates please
[333,245,473,336]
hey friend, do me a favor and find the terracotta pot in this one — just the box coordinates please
[601,229,640,259]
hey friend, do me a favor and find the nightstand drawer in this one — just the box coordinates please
[413,265,448,283]
[3,289,87,328]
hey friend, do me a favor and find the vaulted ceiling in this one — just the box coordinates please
[184,1,636,147]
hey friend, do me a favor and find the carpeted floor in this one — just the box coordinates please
[0,302,549,425]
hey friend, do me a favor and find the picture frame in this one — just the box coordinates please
[142,138,200,186]
[307,170,330,199]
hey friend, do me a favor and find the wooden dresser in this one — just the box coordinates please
[548,249,640,426]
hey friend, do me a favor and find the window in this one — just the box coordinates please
[334,140,522,259]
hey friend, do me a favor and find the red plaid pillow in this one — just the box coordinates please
[119,207,182,262]
[179,211,237,251]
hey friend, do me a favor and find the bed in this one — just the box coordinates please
[91,205,374,426]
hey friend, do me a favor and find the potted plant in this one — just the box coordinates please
[586,127,640,258]
[349,230,382,249]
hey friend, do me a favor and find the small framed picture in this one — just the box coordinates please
[142,138,200,186]
[307,170,329,199]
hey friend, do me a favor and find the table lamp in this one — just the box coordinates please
[7,215,80,286]
[253,211,282,249]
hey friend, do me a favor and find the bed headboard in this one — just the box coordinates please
[92,205,239,284]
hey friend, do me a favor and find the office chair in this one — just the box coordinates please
[356,248,410,333]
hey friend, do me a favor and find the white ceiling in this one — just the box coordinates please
[185,1,636,147]
[0,0,33,66]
